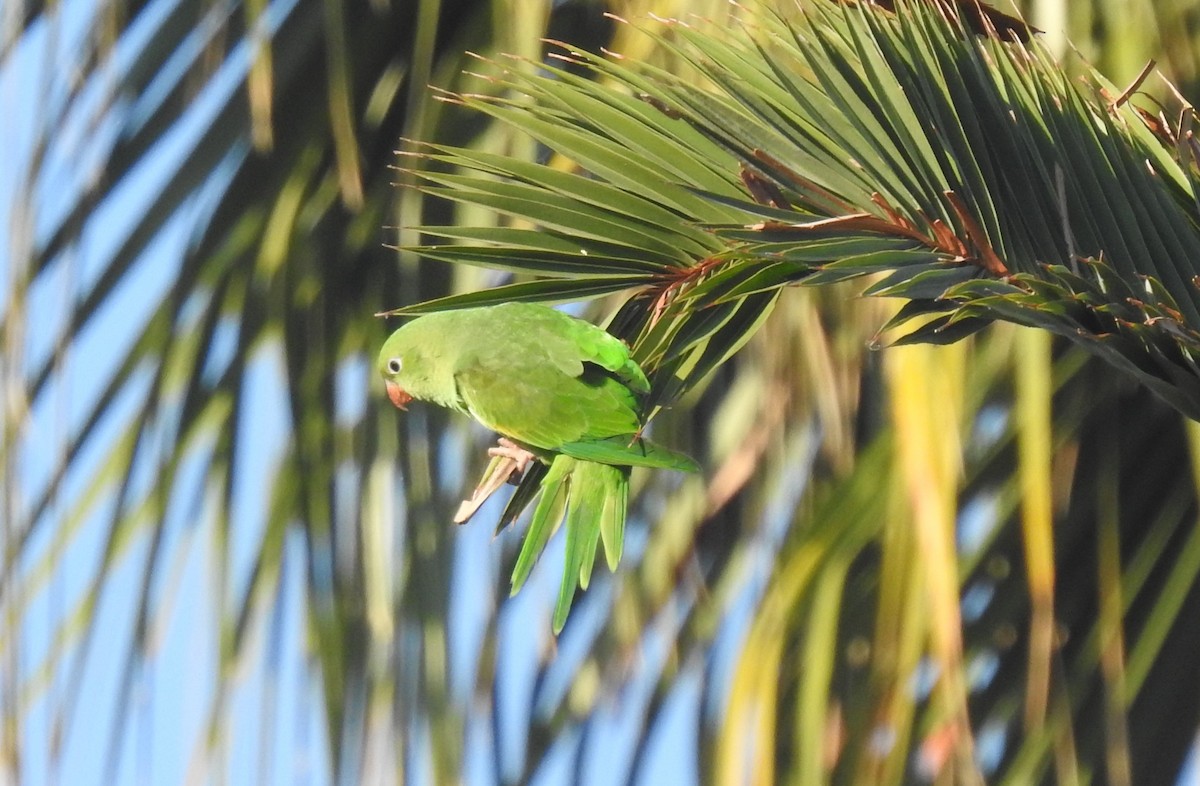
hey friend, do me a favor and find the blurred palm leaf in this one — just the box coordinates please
[1,0,603,781]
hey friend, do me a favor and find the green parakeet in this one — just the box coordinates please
[378,301,698,631]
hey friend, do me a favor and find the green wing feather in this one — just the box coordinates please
[561,315,650,394]
[484,301,647,391]
[457,360,640,450]
[558,436,700,471]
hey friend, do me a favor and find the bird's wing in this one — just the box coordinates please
[453,324,643,451]
[490,303,650,393]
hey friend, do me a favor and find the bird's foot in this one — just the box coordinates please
[453,438,537,524]
[488,437,536,482]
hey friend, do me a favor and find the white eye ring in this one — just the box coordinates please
[386,358,402,374]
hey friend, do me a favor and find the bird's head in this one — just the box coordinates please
[378,329,417,411]
[378,314,465,412]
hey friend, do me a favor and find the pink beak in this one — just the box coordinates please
[385,380,413,410]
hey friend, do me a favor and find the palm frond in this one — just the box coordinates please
[398,1,1200,420]
[383,1,1200,781]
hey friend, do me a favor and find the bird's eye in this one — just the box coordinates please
[387,358,403,374]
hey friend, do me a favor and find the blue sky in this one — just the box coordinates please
[3,1,323,782]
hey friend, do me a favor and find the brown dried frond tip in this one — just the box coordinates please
[852,0,1039,42]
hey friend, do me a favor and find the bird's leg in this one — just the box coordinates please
[488,437,536,481]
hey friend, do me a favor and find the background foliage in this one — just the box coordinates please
[5,0,1200,784]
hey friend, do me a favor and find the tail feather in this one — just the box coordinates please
[600,468,628,572]
[508,455,631,632]
[509,457,571,594]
